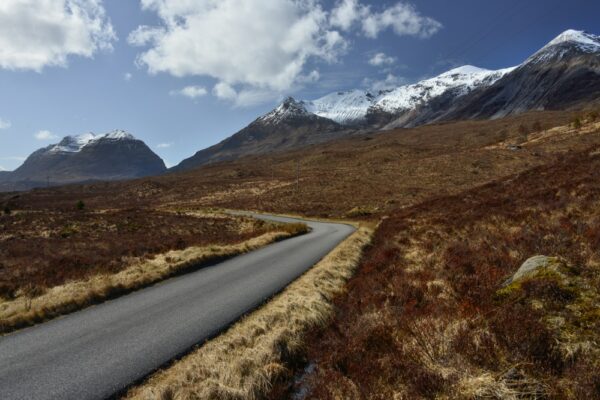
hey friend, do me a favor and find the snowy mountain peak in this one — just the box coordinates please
[103,129,135,140]
[298,64,515,125]
[258,97,312,125]
[439,65,492,77]
[546,29,600,49]
[49,130,137,153]
[528,29,600,64]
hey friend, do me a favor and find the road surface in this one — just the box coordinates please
[0,214,355,400]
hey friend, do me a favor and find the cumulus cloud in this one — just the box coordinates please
[0,0,116,71]
[331,1,442,39]
[369,52,396,67]
[212,82,281,108]
[330,0,368,31]
[156,143,172,149]
[129,0,345,94]
[0,117,11,129]
[362,3,442,39]
[130,0,440,106]
[34,130,59,141]
[171,85,208,99]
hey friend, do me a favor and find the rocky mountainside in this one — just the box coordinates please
[172,97,347,171]
[0,130,166,191]
[168,30,600,172]
[438,30,600,121]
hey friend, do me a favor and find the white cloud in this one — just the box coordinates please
[362,3,442,39]
[0,0,116,72]
[213,82,280,108]
[130,0,346,96]
[331,1,442,39]
[156,143,172,149]
[130,0,440,106]
[330,0,368,31]
[171,85,208,99]
[0,165,5,171]
[34,130,59,141]
[363,73,406,91]
[369,52,396,66]
[124,72,133,81]
[0,117,11,129]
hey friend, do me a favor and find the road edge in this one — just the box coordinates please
[124,224,373,400]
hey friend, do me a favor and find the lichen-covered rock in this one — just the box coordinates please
[503,255,561,286]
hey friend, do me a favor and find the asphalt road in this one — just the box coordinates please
[0,214,355,400]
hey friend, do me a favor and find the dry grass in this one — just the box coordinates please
[287,144,600,399]
[123,226,373,400]
[0,224,308,335]
[0,209,281,298]
[3,111,589,220]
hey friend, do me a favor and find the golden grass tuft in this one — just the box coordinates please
[0,227,306,334]
[124,226,373,400]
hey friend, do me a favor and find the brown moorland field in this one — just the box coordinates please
[2,110,592,219]
[272,145,600,399]
[0,210,281,299]
[1,110,599,398]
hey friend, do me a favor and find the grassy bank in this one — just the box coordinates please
[124,226,372,400]
[284,144,600,399]
[0,215,307,334]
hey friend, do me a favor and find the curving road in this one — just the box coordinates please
[0,214,355,400]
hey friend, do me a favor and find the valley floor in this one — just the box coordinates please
[1,110,599,399]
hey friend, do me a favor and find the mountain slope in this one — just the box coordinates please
[173,98,346,171]
[173,29,600,172]
[442,30,600,120]
[1,130,166,191]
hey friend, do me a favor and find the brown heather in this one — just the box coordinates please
[0,211,307,333]
[280,145,600,399]
[124,226,372,400]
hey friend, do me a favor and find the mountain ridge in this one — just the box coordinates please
[173,29,600,171]
[0,130,166,191]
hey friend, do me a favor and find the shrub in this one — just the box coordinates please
[572,117,582,130]
[532,120,543,132]
[3,206,10,215]
[76,200,85,211]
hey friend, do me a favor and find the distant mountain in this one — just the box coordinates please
[0,130,166,191]
[172,29,600,172]
[172,98,348,171]
[439,30,600,121]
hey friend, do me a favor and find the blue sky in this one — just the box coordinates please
[0,0,598,170]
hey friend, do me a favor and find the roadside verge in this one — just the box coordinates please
[124,225,373,400]
[0,224,307,335]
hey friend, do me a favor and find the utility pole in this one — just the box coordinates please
[296,159,300,194]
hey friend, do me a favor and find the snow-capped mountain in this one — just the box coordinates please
[444,29,600,120]
[0,130,166,191]
[49,130,136,154]
[173,98,345,171]
[527,29,600,64]
[173,29,600,171]
[296,65,515,126]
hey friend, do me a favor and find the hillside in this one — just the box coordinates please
[0,130,166,191]
[173,30,600,171]
[4,110,597,218]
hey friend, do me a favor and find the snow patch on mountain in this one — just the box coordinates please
[49,130,136,153]
[295,65,515,125]
[304,90,375,125]
[257,97,316,125]
[547,29,600,49]
[528,29,600,64]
